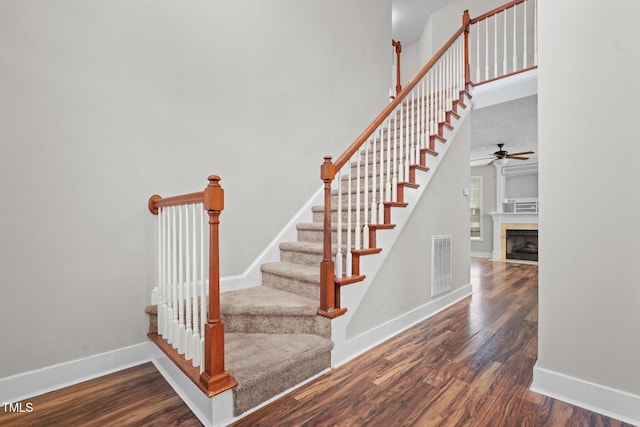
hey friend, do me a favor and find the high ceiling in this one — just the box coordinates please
[392,0,455,44]
[471,95,538,165]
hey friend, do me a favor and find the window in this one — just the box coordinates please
[470,176,482,240]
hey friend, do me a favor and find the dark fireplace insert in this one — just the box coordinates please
[506,229,538,261]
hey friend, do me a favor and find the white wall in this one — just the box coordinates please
[537,0,640,403]
[0,0,391,378]
[348,115,471,336]
[505,172,538,198]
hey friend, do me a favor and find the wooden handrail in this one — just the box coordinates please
[333,24,466,172]
[148,192,204,215]
[470,0,526,24]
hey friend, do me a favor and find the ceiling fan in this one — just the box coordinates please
[472,143,535,165]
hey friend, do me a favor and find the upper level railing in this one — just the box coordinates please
[318,0,537,318]
[469,0,537,85]
[148,175,236,396]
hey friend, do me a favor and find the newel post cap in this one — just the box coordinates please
[204,175,224,212]
[321,156,335,181]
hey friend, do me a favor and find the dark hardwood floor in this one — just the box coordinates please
[231,259,631,427]
[0,362,202,427]
[1,259,632,426]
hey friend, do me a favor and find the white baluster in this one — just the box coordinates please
[199,207,207,373]
[438,59,442,120]
[166,206,173,342]
[363,141,369,249]
[346,161,353,276]
[171,206,178,345]
[191,203,200,367]
[503,11,508,75]
[534,0,538,66]
[430,70,435,136]
[484,19,489,81]
[371,137,378,226]
[177,205,185,353]
[184,205,193,360]
[407,90,416,165]
[389,108,398,201]
[447,49,452,111]
[404,97,409,180]
[385,115,392,204]
[378,126,385,224]
[157,207,164,337]
[418,80,424,152]
[493,15,498,79]
[355,153,361,250]
[475,23,481,82]
[523,0,528,69]
[335,170,343,278]
[394,104,407,182]
[513,3,518,72]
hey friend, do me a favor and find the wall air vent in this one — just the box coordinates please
[431,235,453,297]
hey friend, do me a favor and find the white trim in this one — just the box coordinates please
[150,344,233,427]
[472,68,538,109]
[531,364,640,426]
[0,342,152,403]
[219,186,323,293]
[332,284,472,367]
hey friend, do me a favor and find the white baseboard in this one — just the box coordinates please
[531,363,640,426]
[0,342,152,404]
[471,251,492,258]
[332,284,472,367]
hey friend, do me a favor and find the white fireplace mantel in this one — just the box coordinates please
[490,212,539,259]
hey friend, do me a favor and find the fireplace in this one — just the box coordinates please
[505,229,538,261]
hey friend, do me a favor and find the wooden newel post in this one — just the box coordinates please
[462,10,472,89]
[318,157,336,317]
[392,39,403,95]
[199,175,237,396]
[318,157,348,319]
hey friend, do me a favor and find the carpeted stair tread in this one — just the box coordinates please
[226,332,333,415]
[260,261,320,282]
[279,240,323,254]
[221,286,318,316]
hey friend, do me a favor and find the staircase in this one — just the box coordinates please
[146,1,537,422]
[147,90,471,419]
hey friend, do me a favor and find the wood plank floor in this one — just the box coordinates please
[0,362,202,427]
[231,259,632,427]
[0,258,632,426]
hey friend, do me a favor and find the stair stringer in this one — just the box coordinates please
[330,91,474,367]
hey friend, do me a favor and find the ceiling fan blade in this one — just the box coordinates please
[506,156,530,160]
[472,156,496,161]
[507,151,535,156]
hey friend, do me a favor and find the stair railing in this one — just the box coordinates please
[319,0,538,317]
[318,12,470,318]
[469,0,538,85]
[148,175,236,396]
